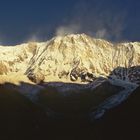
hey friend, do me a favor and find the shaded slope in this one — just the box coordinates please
[0,84,139,140]
[38,80,123,117]
[0,85,48,140]
[92,86,140,140]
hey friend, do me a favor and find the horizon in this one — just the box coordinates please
[0,33,139,47]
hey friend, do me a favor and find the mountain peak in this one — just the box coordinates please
[0,34,140,84]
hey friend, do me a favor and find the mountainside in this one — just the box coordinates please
[92,86,140,140]
[0,34,140,84]
[0,34,140,121]
[0,84,139,140]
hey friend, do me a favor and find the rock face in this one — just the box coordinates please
[27,70,45,84]
[0,43,34,74]
[0,34,140,84]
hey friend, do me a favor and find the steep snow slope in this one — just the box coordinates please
[0,43,35,74]
[0,34,140,84]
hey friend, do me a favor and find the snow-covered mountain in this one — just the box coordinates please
[0,34,140,119]
[0,34,140,84]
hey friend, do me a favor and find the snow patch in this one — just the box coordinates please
[90,78,138,120]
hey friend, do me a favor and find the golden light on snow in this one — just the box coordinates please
[0,34,140,85]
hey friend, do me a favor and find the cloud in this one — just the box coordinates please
[54,0,127,42]
[1,0,129,45]
[55,24,81,36]
[95,29,108,39]
[26,34,40,42]
[0,34,4,45]
[0,39,2,45]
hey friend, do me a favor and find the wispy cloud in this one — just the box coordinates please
[55,24,81,36]
[55,0,127,42]
[0,33,4,45]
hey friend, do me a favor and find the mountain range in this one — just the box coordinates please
[0,34,140,139]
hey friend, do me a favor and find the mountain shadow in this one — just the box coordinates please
[0,80,123,140]
[0,84,50,140]
[92,86,140,140]
[0,65,140,140]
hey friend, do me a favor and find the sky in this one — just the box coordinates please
[0,0,140,45]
